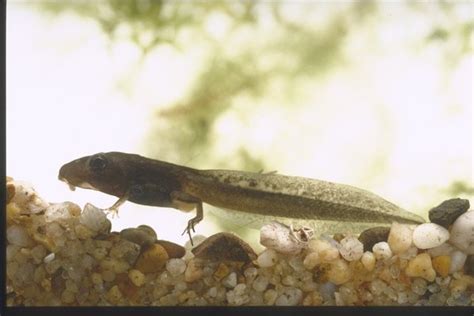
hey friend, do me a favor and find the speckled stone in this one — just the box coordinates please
[412,223,449,249]
[120,228,156,247]
[449,210,474,255]
[428,198,470,228]
[405,253,436,282]
[192,232,256,262]
[358,227,390,252]
[387,222,413,254]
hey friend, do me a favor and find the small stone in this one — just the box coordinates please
[432,256,451,277]
[308,239,339,262]
[252,275,269,292]
[449,250,467,274]
[338,236,363,261]
[106,285,123,304]
[326,259,351,285]
[303,252,320,270]
[226,283,249,306]
[134,243,169,273]
[43,252,55,264]
[449,210,474,254]
[465,255,474,276]
[361,251,376,271]
[275,287,303,306]
[185,258,203,282]
[260,221,309,254]
[358,227,390,252]
[79,203,111,234]
[7,181,15,204]
[413,223,450,249]
[128,269,145,287]
[120,228,156,247]
[9,180,49,214]
[166,258,187,276]
[191,232,256,262]
[45,202,78,223]
[257,249,278,268]
[302,291,323,306]
[411,278,427,295]
[372,242,392,260]
[243,267,258,283]
[428,198,470,228]
[7,225,33,247]
[156,240,185,258]
[405,253,436,282]
[222,272,237,288]
[263,289,278,305]
[213,262,230,281]
[319,282,337,301]
[387,222,413,254]
[427,242,455,257]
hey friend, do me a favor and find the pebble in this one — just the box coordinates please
[213,262,230,281]
[275,287,303,306]
[427,242,455,257]
[156,240,185,258]
[327,259,351,285]
[8,180,49,214]
[191,232,256,262]
[361,251,376,271]
[412,223,449,249]
[449,250,467,274]
[79,203,111,234]
[432,256,451,277]
[358,227,390,252]
[226,283,249,306]
[303,252,320,270]
[428,198,470,228]
[252,275,269,292]
[120,228,156,248]
[387,222,413,254]
[260,221,309,254]
[308,239,339,262]
[184,258,203,283]
[449,210,474,254]
[7,225,33,247]
[6,181,15,204]
[257,249,278,267]
[166,258,187,276]
[338,236,363,261]
[372,242,392,260]
[222,272,237,288]
[128,269,145,287]
[134,243,169,273]
[405,253,436,282]
[465,255,474,276]
[263,289,278,305]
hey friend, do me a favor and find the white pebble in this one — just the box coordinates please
[260,221,307,254]
[9,180,49,214]
[79,203,110,233]
[222,272,237,288]
[387,222,413,254]
[226,283,249,306]
[43,252,55,263]
[372,242,392,260]
[308,239,339,262]
[413,223,450,249]
[6,225,32,247]
[449,210,474,255]
[361,251,375,271]
[449,250,467,273]
[275,288,303,306]
[166,258,186,276]
[45,203,72,222]
[338,236,363,261]
[252,275,269,292]
[303,252,320,270]
[257,249,278,268]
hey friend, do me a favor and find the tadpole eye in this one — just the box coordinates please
[89,155,107,172]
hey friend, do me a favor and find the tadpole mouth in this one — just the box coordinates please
[58,175,77,191]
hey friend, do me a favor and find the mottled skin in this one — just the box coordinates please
[58,152,425,241]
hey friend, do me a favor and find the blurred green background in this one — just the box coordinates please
[7,1,473,245]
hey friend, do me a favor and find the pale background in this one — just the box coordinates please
[7,1,473,246]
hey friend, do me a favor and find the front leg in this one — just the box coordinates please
[170,191,203,246]
[105,193,129,218]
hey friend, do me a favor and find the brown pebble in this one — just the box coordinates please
[134,243,169,273]
[213,262,230,281]
[156,240,185,258]
[191,232,257,263]
[7,183,15,204]
[120,228,156,248]
[358,226,390,252]
[432,255,451,277]
[332,233,347,242]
